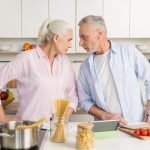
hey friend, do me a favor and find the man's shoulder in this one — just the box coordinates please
[112,42,136,54]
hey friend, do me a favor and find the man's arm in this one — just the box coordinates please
[88,104,127,125]
[144,100,150,122]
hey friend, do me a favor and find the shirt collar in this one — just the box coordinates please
[35,46,62,60]
[87,40,119,66]
[35,46,47,59]
[110,41,118,54]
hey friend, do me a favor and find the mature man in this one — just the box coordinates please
[77,15,150,125]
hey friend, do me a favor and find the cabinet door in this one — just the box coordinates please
[130,0,150,38]
[104,0,129,38]
[22,0,48,38]
[49,0,75,53]
[76,0,103,53]
[0,0,21,38]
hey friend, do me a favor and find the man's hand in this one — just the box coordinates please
[144,100,150,122]
[89,104,128,126]
[102,113,128,126]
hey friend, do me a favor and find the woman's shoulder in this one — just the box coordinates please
[15,48,38,60]
[57,54,72,64]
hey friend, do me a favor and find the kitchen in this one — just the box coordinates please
[0,0,150,149]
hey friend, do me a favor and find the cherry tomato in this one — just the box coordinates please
[147,130,150,136]
[133,129,140,136]
[140,129,148,136]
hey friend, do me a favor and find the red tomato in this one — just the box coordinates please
[140,129,148,136]
[147,130,150,136]
[133,129,140,136]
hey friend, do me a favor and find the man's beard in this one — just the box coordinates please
[87,49,96,54]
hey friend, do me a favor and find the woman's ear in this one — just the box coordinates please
[53,34,59,43]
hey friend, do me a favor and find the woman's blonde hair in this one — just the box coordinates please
[38,19,71,45]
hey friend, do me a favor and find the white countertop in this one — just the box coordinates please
[40,123,150,150]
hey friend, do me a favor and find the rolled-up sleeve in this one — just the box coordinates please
[0,54,24,105]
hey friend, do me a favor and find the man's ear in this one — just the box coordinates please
[96,28,103,39]
[53,34,59,43]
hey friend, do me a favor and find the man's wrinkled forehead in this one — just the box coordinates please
[79,23,95,36]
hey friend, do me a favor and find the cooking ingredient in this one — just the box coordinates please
[147,130,150,136]
[133,129,141,136]
[23,43,31,51]
[30,44,36,49]
[133,128,150,136]
[76,123,94,150]
[6,89,14,100]
[51,99,70,143]
[16,118,46,129]
[0,91,8,100]
[140,129,148,136]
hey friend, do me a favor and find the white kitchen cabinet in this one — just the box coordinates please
[104,0,129,38]
[0,0,21,38]
[76,0,103,53]
[130,0,150,38]
[22,0,48,38]
[49,0,75,53]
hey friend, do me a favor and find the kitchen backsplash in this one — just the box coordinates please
[1,38,150,52]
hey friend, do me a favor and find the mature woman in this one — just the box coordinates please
[0,19,78,122]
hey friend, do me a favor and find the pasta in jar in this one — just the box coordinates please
[76,123,94,150]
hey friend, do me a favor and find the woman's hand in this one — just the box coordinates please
[66,107,74,121]
[0,103,20,122]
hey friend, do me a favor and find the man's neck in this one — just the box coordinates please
[95,40,110,55]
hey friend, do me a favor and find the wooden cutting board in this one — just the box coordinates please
[118,124,150,140]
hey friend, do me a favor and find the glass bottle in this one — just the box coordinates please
[50,114,68,143]
[76,123,94,150]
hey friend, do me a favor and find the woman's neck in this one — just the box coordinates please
[40,44,57,63]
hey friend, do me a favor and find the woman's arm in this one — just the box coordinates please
[0,105,20,122]
[66,107,74,121]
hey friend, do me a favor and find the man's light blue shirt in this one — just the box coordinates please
[77,42,150,122]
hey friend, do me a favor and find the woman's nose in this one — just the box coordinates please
[68,42,72,48]
[79,39,83,47]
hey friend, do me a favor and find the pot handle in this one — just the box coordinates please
[0,133,14,138]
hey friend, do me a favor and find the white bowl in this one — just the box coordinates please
[136,45,150,52]
[0,45,12,51]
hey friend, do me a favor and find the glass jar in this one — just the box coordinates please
[50,114,68,143]
[76,123,94,150]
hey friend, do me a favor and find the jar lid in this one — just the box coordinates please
[77,123,93,130]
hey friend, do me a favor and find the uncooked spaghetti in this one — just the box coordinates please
[51,99,70,143]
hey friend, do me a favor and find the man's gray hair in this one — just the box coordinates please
[38,19,71,45]
[78,15,107,35]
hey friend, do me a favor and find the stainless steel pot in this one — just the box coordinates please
[0,120,39,149]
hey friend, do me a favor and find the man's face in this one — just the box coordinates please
[79,23,99,54]
[55,28,73,54]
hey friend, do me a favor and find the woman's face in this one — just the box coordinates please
[54,28,73,55]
